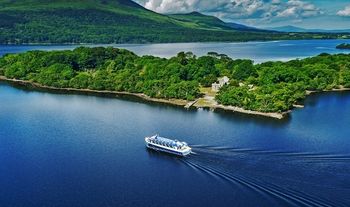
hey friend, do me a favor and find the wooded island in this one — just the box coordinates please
[1,47,349,117]
[336,43,350,50]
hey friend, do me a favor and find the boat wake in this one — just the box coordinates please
[191,145,350,162]
[180,145,350,207]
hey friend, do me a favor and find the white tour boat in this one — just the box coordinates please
[145,135,192,156]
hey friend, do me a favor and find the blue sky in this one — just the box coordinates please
[133,0,350,29]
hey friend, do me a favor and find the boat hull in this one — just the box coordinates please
[146,143,191,156]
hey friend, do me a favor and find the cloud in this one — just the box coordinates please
[136,0,229,14]
[276,0,322,18]
[134,0,323,24]
[337,5,350,17]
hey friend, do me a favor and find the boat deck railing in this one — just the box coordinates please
[147,136,187,150]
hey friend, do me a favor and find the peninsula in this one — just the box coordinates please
[1,47,349,119]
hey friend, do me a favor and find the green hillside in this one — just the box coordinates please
[169,11,232,30]
[0,0,346,44]
[169,12,264,32]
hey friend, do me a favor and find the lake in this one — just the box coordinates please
[1,39,350,63]
[0,40,350,207]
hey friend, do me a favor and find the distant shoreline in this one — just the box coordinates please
[2,38,350,47]
[0,76,288,119]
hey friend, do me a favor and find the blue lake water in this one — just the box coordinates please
[1,41,350,207]
[1,39,350,63]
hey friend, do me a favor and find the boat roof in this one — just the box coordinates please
[150,135,188,146]
[153,135,176,143]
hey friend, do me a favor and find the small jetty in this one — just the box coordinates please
[184,100,198,109]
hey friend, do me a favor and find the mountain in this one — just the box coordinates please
[0,0,195,43]
[169,12,265,32]
[169,12,232,30]
[225,22,270,32]
[268,25,350,33]
[0,0,345,44]
[267,26,310,33]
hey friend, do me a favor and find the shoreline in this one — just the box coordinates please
[0,39,313,46]
[0,76,188,106]
[213,104,288,119]
[0,76,288,119]
[2,38,350,46]
[306,87,350,94]
[3,76,349,119]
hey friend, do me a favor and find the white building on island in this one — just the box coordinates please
[211,76,230,92]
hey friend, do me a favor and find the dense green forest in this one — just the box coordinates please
[1,47,350,113]
[0,0,347,44]
[216,53,350,112]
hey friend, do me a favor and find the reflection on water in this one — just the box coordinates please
[213,108,292,127]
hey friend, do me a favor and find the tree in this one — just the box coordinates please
[232,60,256,80]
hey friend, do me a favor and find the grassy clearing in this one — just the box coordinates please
[200,87,217,97]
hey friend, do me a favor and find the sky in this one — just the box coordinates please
[133,0,350,29]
